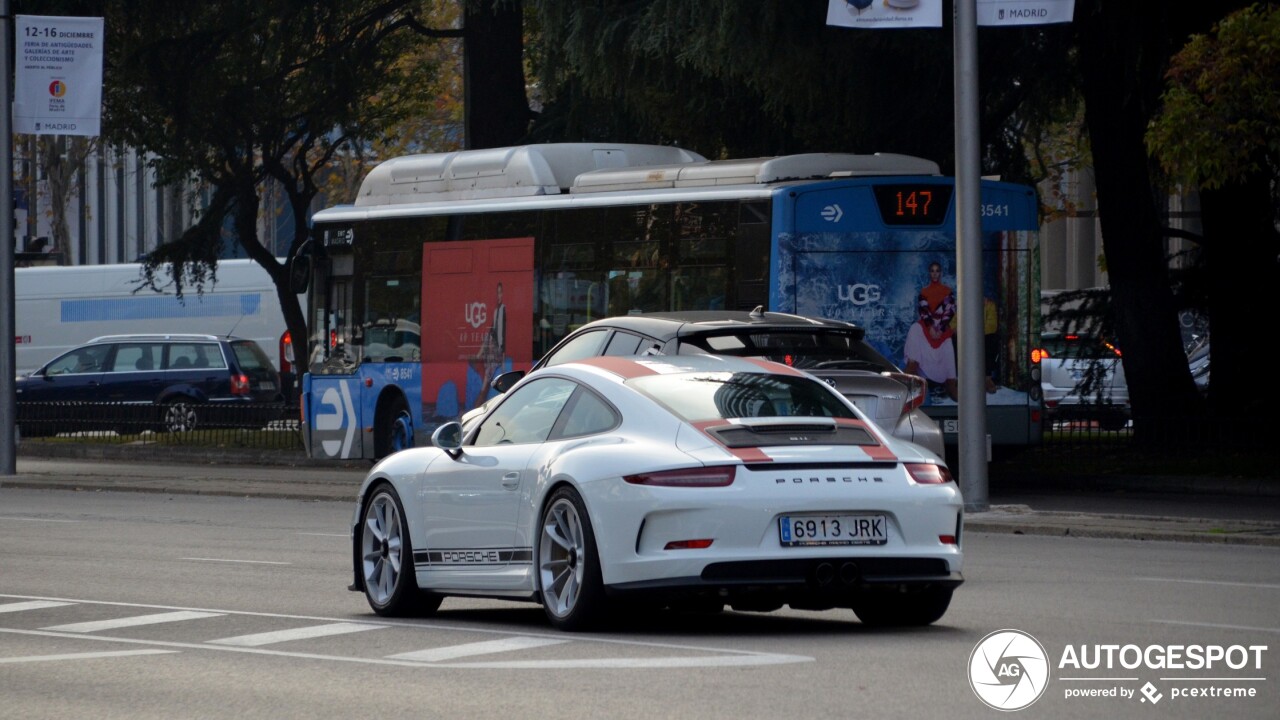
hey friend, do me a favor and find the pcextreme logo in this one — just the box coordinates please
[969,629,1051,711]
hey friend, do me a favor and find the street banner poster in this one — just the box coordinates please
[976,0,1074,26]
[826,0,943,30]
[826,1,1074,29]
[14,15,105,137]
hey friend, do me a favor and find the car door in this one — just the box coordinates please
[18,343,112,403]
[419,376,577,587]
[164,341,228,399]
[99,342,165,403]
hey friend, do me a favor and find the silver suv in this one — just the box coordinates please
[464,309,944,458]
[1039,331,1129,430]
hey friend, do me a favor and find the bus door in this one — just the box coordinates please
[305,252,367,460]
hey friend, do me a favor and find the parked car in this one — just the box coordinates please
[463,309,945,458]
[1039,331,1129,430]
[16,333,283,436]
[353,354,962,630]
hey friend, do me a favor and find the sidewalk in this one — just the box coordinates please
[6,442,1280,547]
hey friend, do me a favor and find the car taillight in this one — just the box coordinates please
[279,331,293,374]
[906,462,954,484]
[1031,347,1049,363]
[624,466,736,487]
[230,373,251,396]
[885,372,927,414]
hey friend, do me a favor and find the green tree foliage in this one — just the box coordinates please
[1146,3,1280,420]
[1147,4,1280,190]
[101,0,440,375]
[529,0,1074,181]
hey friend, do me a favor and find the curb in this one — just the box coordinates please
[16,440,367,469]
[988,473,1280,498]
[963,518,1280,547]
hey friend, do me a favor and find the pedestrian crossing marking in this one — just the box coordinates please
[42,610,223,633]
[208,622,385,647]
[0,649,177,664]
[386,636,569,662]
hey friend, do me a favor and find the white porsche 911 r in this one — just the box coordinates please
[350,354,963,631]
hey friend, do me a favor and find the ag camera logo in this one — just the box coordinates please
[969,629,1050,711]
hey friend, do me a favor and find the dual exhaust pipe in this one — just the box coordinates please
[814,561,859,587]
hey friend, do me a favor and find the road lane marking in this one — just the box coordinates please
[180,558,291,565]
[387,637,568,662]
[42,611,223,633]
[1153,619,1280,635]
[0,649,176,664]
[0,516,82,523]
[209,622,385,647]
[0,594,813,669]
[296,532,347,538]
[1137,577,1280,590]
[1,627,811,669]
[0,600,74,614]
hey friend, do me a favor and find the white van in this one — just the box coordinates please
[15,259,298,378]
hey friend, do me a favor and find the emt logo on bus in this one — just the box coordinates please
[314,379,357,458]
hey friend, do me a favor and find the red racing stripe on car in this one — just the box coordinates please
[577,355,661,379]
[741,357,807,376]
[834,418,897,460]
[691,420,773,463]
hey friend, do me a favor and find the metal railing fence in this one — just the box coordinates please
[17,401,303,450]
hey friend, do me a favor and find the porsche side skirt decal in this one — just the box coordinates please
[414,548,533,566]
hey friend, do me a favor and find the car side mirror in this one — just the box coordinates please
[491,370,525,394]
[432,422,463,458]
[288,255,311,294]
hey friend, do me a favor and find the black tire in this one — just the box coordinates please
[852,586,953,627]
[359,483,443,617]
[161,400,199,433]
[537,486,608,631]
[374,395,413,460]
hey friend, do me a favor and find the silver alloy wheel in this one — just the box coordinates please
[362,492,404,606]
[163,402,198,432]
[539,497,586,618]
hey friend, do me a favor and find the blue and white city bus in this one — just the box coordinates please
[297,143,1042,460]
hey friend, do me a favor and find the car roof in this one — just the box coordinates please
[87,334,246,344]
[573,308,863,339]
[564,353,799,381]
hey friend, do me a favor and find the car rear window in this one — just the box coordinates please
[231,341,276,371]
[628,371,858,422]
[168,343,227,370]
[678,329,895,372]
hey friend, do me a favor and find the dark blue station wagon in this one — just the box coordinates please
[16,333,282,436]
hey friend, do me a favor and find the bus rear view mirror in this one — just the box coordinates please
[288,256,311,294]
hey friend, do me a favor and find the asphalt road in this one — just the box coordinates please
[1,487,1276,719]
[9,455,1280,545]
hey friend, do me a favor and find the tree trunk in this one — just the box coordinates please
[1076,2,1204,447]
[1198,172,1279,426]
[463,0,530,149]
